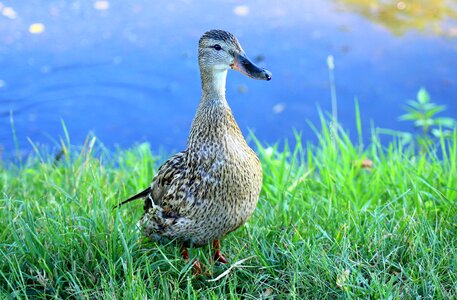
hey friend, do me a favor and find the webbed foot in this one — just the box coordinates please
[213,240,228,264]
[180,246,203,275]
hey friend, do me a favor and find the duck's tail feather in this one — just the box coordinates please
[114,187,151,209]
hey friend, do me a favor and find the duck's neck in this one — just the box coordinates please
[188,68,243,148]
[200,68,228,103]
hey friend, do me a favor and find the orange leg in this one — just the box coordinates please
[180,245,202,275]
[213,239,228,264]
[180,245,189,260]
[192,260,202,275]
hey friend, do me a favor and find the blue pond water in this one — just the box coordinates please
[1,0,456,157]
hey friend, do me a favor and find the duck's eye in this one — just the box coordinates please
[213,44,222,51]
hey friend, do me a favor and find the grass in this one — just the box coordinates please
[0,115,456,299]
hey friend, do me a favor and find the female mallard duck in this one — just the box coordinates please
[116,29,271,272]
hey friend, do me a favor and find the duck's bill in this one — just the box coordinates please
[232,53,272,81]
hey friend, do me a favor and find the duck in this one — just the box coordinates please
[116,29,272,273]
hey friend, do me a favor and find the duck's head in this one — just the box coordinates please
[198,29,272,81]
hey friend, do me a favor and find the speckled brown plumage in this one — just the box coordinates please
[117,29,271,265]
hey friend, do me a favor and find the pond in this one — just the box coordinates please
[1,0,456,158]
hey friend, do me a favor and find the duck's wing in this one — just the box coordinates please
[114,151,187,210]
[148,150,188,210]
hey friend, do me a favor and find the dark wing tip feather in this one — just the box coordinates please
[113,187,151,210]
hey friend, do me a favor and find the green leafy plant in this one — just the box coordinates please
[379,88,456,151]
[400,88,456,138]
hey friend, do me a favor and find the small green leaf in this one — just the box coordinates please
[406,100,420,108]
[435,117,457,128]
[417,88,430,104]
[424,105,445,118]
[422,103,437,111]
[415,119,433,127]
[431,128,453,139]
[399,113,417,121]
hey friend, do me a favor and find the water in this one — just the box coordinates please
[1,0,456,158]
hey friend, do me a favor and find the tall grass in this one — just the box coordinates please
[1,113,456,299]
